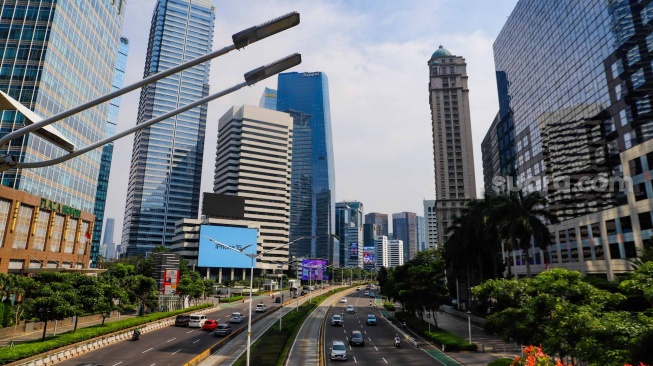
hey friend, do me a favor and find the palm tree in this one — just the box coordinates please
[496,191,557,278]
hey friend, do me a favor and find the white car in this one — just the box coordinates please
[346,305,355,314]
[230,312,244,323]
[188,314,207,328]
[364,291,369,296]
[255,304,267,312]
[339,297,347,303]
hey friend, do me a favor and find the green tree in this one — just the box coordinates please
[24,273,76,341]
[96,276,130,325]
[130,275,158,316]
[203,278,215,299]
[377,266,388,293]
[620,261,653,307]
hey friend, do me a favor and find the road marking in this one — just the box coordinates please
[363,330,367,334]
[354,356,358,363]
[172,349,182,355]
[383,357,388,363]
[343,329,346,333]
[374,346,379,351]
[142,348,153,353]
[193,339,200,343]
[166,338,176,342]
[111,362,123,366]
[186,330,195,334]
[149,364,156,366]
[368,337,372,342]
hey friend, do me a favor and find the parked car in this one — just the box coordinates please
[255,303,267,312]
[175,314,190,327]
[213,323,232,337]
[366,314,377,326]
[331,314,344,326]
[346,305,355,314]
[349,330,365,346]
[202,319,218,331]
[230,312,244,323]
[330,340,347,361]
[188,314,207,328]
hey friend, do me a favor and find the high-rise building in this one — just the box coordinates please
[213,105,293,269]
[335,201,364,267]
[363,223,379,248]
[416,215,425,252]
[259,87,277,110]
[102,218,116,260]
[0,1,126,213]
[365,212,389,236]
[122,0,215,257]
[428,46,477,244]
[481,113,502,195]
[375,236,404,268]
[91,37,129,267]
[423,199,438,249]
[392,212,418,262]
[488,0,653,279]
[276,72,336,263]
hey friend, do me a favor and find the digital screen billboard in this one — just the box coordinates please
[363,247,375,266]
[301,259,329,281]
[163,269,180,295]
[349,242,358,259]
[198,225,258,268]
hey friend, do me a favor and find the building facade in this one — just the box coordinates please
[122,0,215,257]
[392,212,418,262]
[417,215,425,252]
[428,46,477,244]
[0,1,126,213]
[259,87,277,110]
[423,199,438,249]
[0,185,95,273]
[91,36,129,267]
[212,105,292,270]
[481,113,502,195]
[491,0,653,279]
[375,236,404,269]
[335,201,364,267]
[102,217,116,260]
[365,212,389,236]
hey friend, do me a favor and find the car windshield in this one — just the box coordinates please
[368,315,375,318]
[333,344,346,351]
[218,325,228,329]
[333,315,341,319]
[352,332,362,339]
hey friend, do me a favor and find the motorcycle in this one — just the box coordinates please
[132,330,141,341]
[394,337,401,348]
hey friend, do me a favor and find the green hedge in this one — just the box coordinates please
[383,302,395,311]
[487,358,514,366]
[0,303,213,365]
[220,296,244,303]
[394,311,477,352]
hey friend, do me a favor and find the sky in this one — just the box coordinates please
[103,0,519,243]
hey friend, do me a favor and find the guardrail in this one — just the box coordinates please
[317,305,329,366]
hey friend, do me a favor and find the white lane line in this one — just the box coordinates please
[374,346,379,351]
[193,339,200,344]
[349,344,352,350]
[186,330,195,334]
[343,329,346,333]
[363,330,367,334]
[142,348,153,353]
[149,364,156,366]
[171,349,182,355]
[368,337,372,342]
[111,362,123,366]
[354,356,358,363]
[382,357,388,364]
[166,338,176,342]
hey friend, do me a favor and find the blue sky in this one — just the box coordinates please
[103,0,519,243]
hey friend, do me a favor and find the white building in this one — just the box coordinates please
[423,199,438,249]
[375,236,404,268]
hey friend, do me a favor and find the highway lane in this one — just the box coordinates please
[59,295,282,366]
[323,288,438,365]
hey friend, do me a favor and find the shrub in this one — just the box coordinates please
[220,296,244,303]
[0,303,212,365]
[383,302,395,311]
[425,330,478,351]
[487,358,513,366]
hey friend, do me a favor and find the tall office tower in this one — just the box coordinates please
[335,201,364,267]
[0,1,126,212]
[363,223,379,248]
[276,72,336,263]
[416,215,425,252]
[392,212,417,262]
[428,46,477,244]
[423,200,438,249]
[365,212,389,236]
[259,87,277,110]
[91,37,129,267]
[375,236,404,268]
[489,0,653,279]
[122,0,215,257]
[481,113,502,195]
[103,218,115,247]
[213,105,293,269]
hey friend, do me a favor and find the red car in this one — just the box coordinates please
[202,319,218,331]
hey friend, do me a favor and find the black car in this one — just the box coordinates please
[349,330,364,346]
[213,324,232,336]
[275,297,282,303]
[175,314,190,326]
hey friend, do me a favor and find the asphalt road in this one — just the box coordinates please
[59,295,283,366]
[323,289,438,365]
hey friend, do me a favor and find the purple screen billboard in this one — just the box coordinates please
[349,242,358,259]
[301,259,329,281]
[363,247,375,266]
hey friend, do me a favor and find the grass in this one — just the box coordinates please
[393,311,478,352]
[0,303,212,365]
[487,358,514,366]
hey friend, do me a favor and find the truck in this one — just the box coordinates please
[288,279,300,291]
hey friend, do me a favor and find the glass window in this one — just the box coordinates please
[627,46,641,67]
[0,198,10,247]
[595,243,605,260]
[624,242,637,258]
[621,216,633,233]
[609,243,622,259]
[634,182,648,201]
[32,209,50,251]
[8,260,24,269]
[606,220,617,236]
[639,211,653,231]
[630,157,644,175]
[13,205,33,249]
[632,68,645,89]
[50,214,65,252]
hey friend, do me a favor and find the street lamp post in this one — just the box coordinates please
[467,311,472,344]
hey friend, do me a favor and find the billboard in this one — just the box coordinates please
[163,269,180,295]
[301,259,329,281]
[202,193,245,218]
[363,247,375,267]
[349,242,358,259]
[198,225,258,268]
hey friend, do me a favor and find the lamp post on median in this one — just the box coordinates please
[467,311,472,344]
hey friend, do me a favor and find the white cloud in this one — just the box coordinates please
[104,0,516,242]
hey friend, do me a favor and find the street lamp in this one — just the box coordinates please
[203,235,312,366]
[467,311,472,344]
[0,12,301,172]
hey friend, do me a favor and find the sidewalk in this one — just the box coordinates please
[421,311,519,366]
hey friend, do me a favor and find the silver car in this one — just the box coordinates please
[330,340,347,361]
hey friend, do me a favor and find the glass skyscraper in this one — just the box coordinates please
[392,212,417,262]
[276,72,336,263]
[259,87,277,110]
[0,1,126,213]
[90,37,128,267]
[488,0,653,279]
[122,0,215,257]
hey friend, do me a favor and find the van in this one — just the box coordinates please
[175,314,190,327]
[188,314,207,328]
[330,340,347,361]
